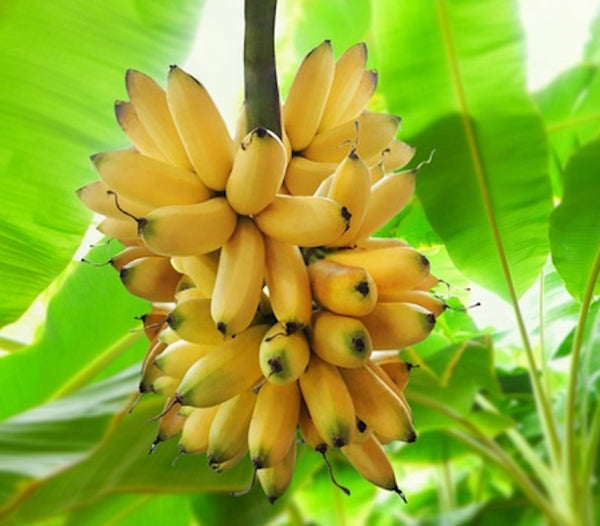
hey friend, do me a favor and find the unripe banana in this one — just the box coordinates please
[174,324,268,407]
[207,387,257,472]
[309,310,372,368]
[339,365,416,442]
[257,441,297,503]
[166,297,226,345]
[97,217,140,246]
[248,380,301,469]
[90,149,211,208]
[119,256,181,302]
[302,112,401,163]
[360,302,436,349]
[264,236,312,333]
[139,197,238,257]
[259,324,311,385]
[377,289,447,316]
[226,127,287,215]
[284,156,337,196]
[76,180,152,219]
[336,69,378,125]
[178,405,221,455]
[299,354,356,448]
[150,398,185,452]
[283,40,335,151]
[308,258,378,317]
[125,69,193,170]
[171,252,219,298]
[167,65,234,191]
[211,217,266,336]
[154,340,215,378]
[255,194,351,247]
[114,100,167,162]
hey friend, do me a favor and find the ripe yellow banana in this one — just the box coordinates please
[150,398,185,453]
[309,310,373,368]
[259,324,311,384]
[377,289,447,316]
[308,258,378,317]
[415,273,441,291]
[151,374,180,397]
[119,256,181,302]
[108,245,154,272]
[207,387,257,472]
[167,65,234,191]
[299,354,356,448]
[211,217,266,336]
[257,440,297,503]
[166,297,226,345]
[96,217,140,246]
[178,405,221,455]
[174,324,268,407]
[336,69,378,125]
[353,237,409,250]
[340,365,416,442]
[171,252,219,298]
[76,180,152,219]
[255,194,351,247]
[114,100,167,162]
[283,40,335,151]
[370,359,414,393]
[284,156,337,196]
[360,302,436,349]
[226,127,287,215]
[139,197,238,257]
[318,42,367,132]
[264,236,312,333]
[125,69,192,170]
[154,339,215,378]
[365,139,416,172]
[90,149,211,208]
[248,379,301,469]
[302,112,400,163]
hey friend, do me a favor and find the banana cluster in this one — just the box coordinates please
[77,41,444,502]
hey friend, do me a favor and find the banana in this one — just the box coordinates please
[140,340,168,384]
[299,354,356,448]
[308,258,378,317]
[139,307,170,343]
[154,340,215,378]
[90,149,211,208]
[125,69,192,170]
[283,40,335,151]
[259,324,311,384]
[171,252,219,298]
[302,112,400,163]
[360,302,436,349]
[339,365,416,442]
[353,237,409,250]
[108,245,155,272]
[178,405,221,455]
[139,361,164,394]
[139,197,238,257]
[166,297,226,345]
[365,139,416,172]
[284,156,337,196]
[226,127,287,215]
[211,217,266,336]
[336,69,378,125]
[174,286,209,303]
[264,236,312,333]
[324,245,430,294]
[318,42,367,132]
[341,433,406,501]
[309,310,372,368]
[76,180,152,219]
[119,256,181,302]
[96,217,141,246]
[157,326,180,345]
[255,194,351,247]
[377,289,447,316]
[248,380,301,469]
[368,160,387,185]
[370,359,414,393]
[167,65,234,191]
[151,374,179,397]
[353,169,416,241]
[207,387,257,472]
[257,440,297,503]
[175,274,196,296]
[174,324,268,407]
[150,397,185,453]
[414,273,440,291]
[114,100,167,162]
[313,173,334,197]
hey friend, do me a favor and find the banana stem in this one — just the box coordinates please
[244,0,281,137]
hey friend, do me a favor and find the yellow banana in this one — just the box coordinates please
[309,310,372,368]
[226,127,287,215]
[139,361,164,394]
[299,354,356,448]
[313,173,334,197]
[107,245,154,272]
[255,194,351,247]
[371,359,414,393]
[139,197,238,257]
[178,405,221,455]
[150,397,185,453]
[119,256,181,302]
[283,40,335,151]
[151,374,179,397]
[166,297,226,345]
[264,236,312,333]
[248,380,301,469]
[114,100,167,162]
[308,258,378,317]
[353,237,409,250]
[336,69,378,125]
[125,69,192,170]
[259,324,311,384]
[341,433,406,501]
[318,42,367,132]
[90,149,211,208]
[377,289,447,316]
[211,217,265,336]
[366,139,416,172]
[360,302,436,349]
[76,180,152,219]
[140,340,168,383]
[139,307,170,343]
[415,273,440,291]
[171,252,219,298]
[174,324,268,407]
[154,340,215,378]
[167,65,234,191]
[174,285,209,303]
[96,217,140,246]
[257,440,297,503]
[339,365,416,442]
[284,156,337,196]
[302,112,400,163]
[207,387,257,472]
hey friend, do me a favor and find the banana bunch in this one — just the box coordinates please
[78,41,446,502]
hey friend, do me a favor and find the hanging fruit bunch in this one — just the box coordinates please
[77,36,445,503]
